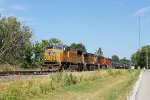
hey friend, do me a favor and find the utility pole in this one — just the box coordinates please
[146,46,148,69]
[139,16,141,51]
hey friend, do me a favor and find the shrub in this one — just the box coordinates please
[20,61,31,69]
[64,74,78,86]
[39,83,50,94]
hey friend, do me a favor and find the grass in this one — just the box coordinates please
[0,64,20,71]
[0,64,41,71]
[0,69,140,100]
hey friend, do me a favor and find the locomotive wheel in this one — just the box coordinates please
[69,65,79,72]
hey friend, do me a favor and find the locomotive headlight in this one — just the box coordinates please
[45,58,46,60]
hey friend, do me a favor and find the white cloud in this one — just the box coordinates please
[10,4,27,11]
[134,6,150,16]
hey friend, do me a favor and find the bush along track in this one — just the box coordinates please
[0,69,140,100]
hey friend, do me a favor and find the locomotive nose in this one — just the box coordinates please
[52,55,56,60]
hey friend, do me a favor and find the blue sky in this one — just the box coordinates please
[1,0,150,59]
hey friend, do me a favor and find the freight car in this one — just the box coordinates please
[112,62,131,69]
[44,44,112,71]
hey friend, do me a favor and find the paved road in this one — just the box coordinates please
[135,70,150,100]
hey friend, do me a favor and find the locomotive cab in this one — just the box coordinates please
[44,44,63,70]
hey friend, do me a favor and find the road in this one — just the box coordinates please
[135,70,150,100]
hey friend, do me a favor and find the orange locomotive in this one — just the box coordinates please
[44,44,112,71]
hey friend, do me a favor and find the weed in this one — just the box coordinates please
[64,73,78,86]
[39,83,50,94]
[3,86,21,100]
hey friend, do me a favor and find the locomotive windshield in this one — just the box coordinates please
[46,45,53,49]
[46,44,63,50]
[53,45,63,50]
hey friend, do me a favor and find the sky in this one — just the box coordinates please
[1,0,150,59]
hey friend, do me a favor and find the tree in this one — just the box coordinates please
[21,44,33,68]
[32,42,43,66]
[112,55,119,62]
[48,38,62,44]
[40,40,49,49]
[0,16,32,65]
[119,57,130,65]
[70,43,87,53]
[131,53,138,66]
[95,48,103,57]
[131,45,150,69]
[70,43,76,49]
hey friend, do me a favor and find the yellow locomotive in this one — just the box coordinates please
[84,53,98,70]
[44,44,84,71]
[44,44,112,71]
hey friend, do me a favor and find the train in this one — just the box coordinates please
[112,62,132,69]
[43,44,112,71]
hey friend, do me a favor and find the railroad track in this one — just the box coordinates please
[0,70,57,76]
